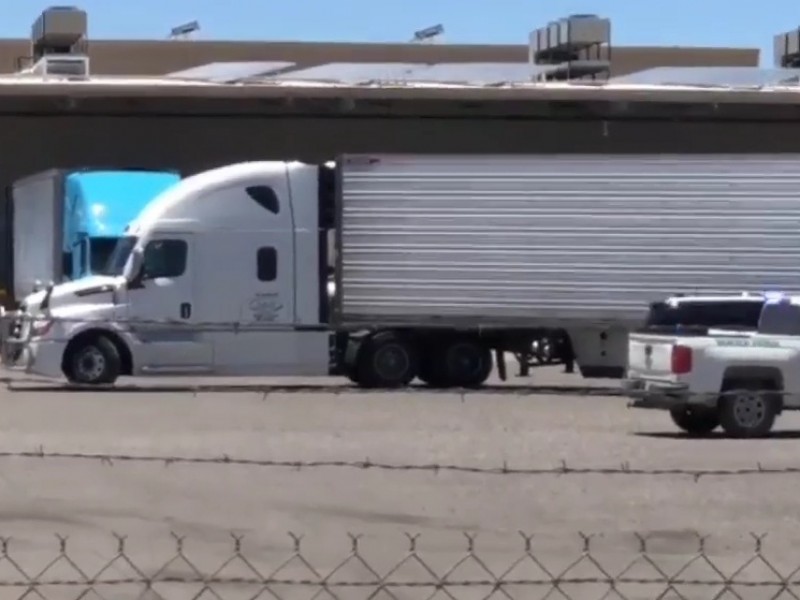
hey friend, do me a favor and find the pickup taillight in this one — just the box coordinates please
[671,345,693,374]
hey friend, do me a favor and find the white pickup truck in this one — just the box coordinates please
[624,293,800,438]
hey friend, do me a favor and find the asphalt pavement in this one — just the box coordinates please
[0,365,799,598]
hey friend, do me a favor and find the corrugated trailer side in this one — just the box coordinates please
[334,154,800,327]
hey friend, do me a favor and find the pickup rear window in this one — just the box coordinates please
[758,302,800,335]
[643,300,764,332]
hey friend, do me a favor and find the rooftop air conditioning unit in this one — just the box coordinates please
[529,14,611,80]
[774,28,800,68]
[28,54,90,78]
[31,6,88,59]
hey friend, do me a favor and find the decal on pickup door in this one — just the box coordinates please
[715,338,781,348]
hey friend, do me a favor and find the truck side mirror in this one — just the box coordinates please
[127,250,146,290]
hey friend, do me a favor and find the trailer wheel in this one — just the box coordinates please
[63,335,121,385]
[357,331,418,388]
[418,349,449,388]
[442,340,493,388]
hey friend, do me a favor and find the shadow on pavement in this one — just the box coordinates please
[634,430,800,440]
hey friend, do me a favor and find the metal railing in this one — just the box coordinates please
[0,531,793,599]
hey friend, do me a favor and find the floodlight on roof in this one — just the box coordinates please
[411,24,444,44]
[169,20,200,40]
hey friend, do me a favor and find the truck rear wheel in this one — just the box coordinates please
[669,406,719,436]
[419,339,492,389]
[718,380,780,438]
[443,340,492,388]
[63,335,121,385]
[357,331,418,388]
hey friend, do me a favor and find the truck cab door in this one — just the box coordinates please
[127,232,213,373]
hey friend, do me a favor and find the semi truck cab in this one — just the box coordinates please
[63,170,181,282]
[5,168,180,307]
[14,161,332,383]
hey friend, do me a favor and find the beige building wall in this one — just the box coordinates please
[0,38,760,76]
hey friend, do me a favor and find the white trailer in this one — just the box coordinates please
[8,170,67,303]
[8,154,800,388]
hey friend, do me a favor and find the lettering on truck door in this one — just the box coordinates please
[127,233,213,372]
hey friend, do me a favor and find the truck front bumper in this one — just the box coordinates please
[0,309,26,367]
[23,339,65,379]
[622,378,715,410]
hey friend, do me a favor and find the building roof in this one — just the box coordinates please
[0,38,759,77]
[0,71,797,124]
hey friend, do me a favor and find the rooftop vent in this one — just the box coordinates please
[774,28,800,68]
[26,54,90,78]
[22,6,89,77]
[529,14,611,81]
[31,6,88,59]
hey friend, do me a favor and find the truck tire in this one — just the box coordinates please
[718,380,780,438]
[357,331,418,388]
[418,339,493,388]
[64,335,121,385]
[344,365,361,385]
[442,340,493,388]
[669,406,720,436]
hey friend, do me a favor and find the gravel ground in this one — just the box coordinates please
[0,365,798,598]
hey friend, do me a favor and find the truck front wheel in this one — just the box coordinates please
[669,406,719,436]
[718,381,780,438]
[63,335,121,385]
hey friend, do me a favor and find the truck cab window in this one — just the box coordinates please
[257,247,277,281]
[143,239,187,278]
[246,186,279,215]
[103,236,138,276]
[89,237,120,275]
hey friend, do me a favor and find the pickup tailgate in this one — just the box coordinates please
[629,332,677,379]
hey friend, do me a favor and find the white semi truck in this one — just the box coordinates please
[7,153,800,388]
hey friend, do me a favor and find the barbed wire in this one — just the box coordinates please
[2,447,798,480]
[0,530,795,600]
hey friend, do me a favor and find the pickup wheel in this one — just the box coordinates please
[669,406,720,436]
[718,381,780,438]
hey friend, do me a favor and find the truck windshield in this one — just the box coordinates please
[102,236,138,276]
[758,302,800,335]
[89,237,120,275]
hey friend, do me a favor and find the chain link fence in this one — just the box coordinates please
[0,531,794,599]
